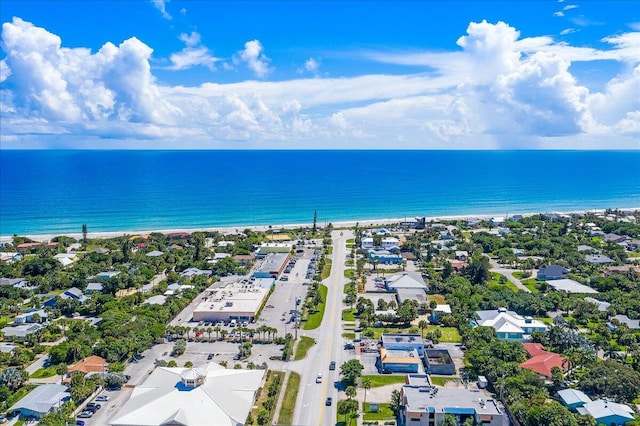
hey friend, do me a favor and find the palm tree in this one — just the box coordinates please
[418,320,428,339]
[213,326,221,341]
[362,377,371,407]
[193,327,200,342]
[346,385,357,400]
[220,329,228,340]
[206,327,213,342]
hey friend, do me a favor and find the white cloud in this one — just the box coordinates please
[0,59,11,82]
[167,32,220,71]
[152,0,171,19]
[630,22,640,31]
[563,4,578,11]
[0,17,638,149]
[236,40,272,78]
[560,28,578,35]
[180,7,187,15]
[554,11,565,17]
[304,58,320,74]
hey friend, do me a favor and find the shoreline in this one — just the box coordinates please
[3,207,638,243]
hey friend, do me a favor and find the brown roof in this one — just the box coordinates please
[68,355,108,374]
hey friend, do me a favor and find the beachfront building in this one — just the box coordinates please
[475,308,547,341]
[361,237,400,250]
[110,362,265,426]
[546,278,599,294]
[380,333,426,356]
[192,278,274,323]
[379,347,421,373]
[256,243,292,257]
[9,384,69,420]
[252,253,289,278]
[519,343,566,378]
[401,375,505,426]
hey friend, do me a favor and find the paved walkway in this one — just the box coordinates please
[489,260,531,293]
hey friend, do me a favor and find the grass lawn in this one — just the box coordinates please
[342,332,355,340]
[321,260,332,280]
[426,326,462,343]
[304,284,328,330]
[487,272,519,292]
[535,317,554,325]
[428,294,446,304]
[326,246,333,254]
[249,370,285,425]
[361,375,406,388]
[277,372,300,425]
[344,269,355,279]
[346,238,355,244]
[363,402,396,421]
[342,309,355,322]
[30,366,58,379]
[294,336,316,360]
[522,278,541,293]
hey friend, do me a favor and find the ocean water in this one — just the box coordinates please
[1,150,639,236]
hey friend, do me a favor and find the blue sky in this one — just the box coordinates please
[0,1,638,149]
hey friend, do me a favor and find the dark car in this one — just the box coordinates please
[76,421,85,426]
[329,361,336,370]
[207,353,214,360]
[381,368,392,374]
[84,406,98,413]
[325,397,333,406]
[344,343,355,350]
[86,403,101,410]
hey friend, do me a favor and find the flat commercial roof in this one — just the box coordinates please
[254,253,289,275]
[193,280,272,317]
[403,386,501,416]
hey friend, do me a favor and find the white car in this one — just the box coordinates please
[95,395,110,401]
[316,373,322,383]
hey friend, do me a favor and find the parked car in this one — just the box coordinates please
[344,343,355,350]
[95,395,110,401]
[86,403,101,410]
[329,361,336,371]
[381,368,392,374]
[76,421,85,426]
[207,353,214,360]
[316,373,322,383]
[325,397,333,406]
[78,411,94,418]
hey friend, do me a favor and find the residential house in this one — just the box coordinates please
[62,287,86,302]
[14,309,48,324]
[91,247,110,254]
[586,254,615,264]
[0,342,17,355]
[180,267,212,279]
[475,308,547,341]
[96,271,120,280]
[536,265,569,281]
[233,254,253,266]
[144,295,167,306]
[608,315,640,331]
[0,277,28,287]
[546,279,599,294]
[455,251,468,261]
[603,233,630,244]
[85,282,104,295]
[430,304,452,324]
[53,253,77,267]
[558,389,592,411]
[9,384,69,419]
[68,355,108,378]
[0,252,22,263]
[145,250,164,257]
[577,399,635,425]
[584,297,611,312]
[368,249,403,264]
[519,343,566,378]
[2,323,45,339]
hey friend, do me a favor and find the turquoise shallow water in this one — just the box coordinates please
[1,150,639,236]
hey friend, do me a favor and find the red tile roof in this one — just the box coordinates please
[520,343,566,377]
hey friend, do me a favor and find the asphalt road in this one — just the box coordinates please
[293,230,353,426]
